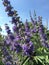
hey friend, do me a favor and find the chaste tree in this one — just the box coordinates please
[0,0,49,65]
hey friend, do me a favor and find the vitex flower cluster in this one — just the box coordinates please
[2,0,34,55]
[38,16,49,48]
[2,46,13,65]
[1,0,49,65]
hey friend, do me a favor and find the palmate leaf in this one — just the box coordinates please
[21,56,30,65]
[34,56,45,64]
[45,56,49,64]
[36,50,49,56]
[46,59,49,63]
[32,46,49,65]
[34,56,38,64]
[36,57,45,65]
[34,55,49,65]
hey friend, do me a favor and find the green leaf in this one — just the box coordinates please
[37,57,45,65]
[21,56,30,65]
[34,56,38,64]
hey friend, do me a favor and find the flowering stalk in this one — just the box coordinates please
[38,16,49,48]
[2,46,14,65]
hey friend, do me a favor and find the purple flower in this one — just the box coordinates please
[5,61,12,65]
[8,33,15,40]
[22,41,34,56]
[31,28,37,33]
[38,26,44,33]
[3,0,10,6]
[15,44,22,53]
[6,55,12,61]
[38,16,42,22]
[2,47,9,56]
[41,41,49,48]
[7,30,11,34]
[10,45,16,51]
[7,11,14,16]
[25,37,30,43]
[38,22,49,49]
[5,24,11,34]
[14,34,21,41]
[11,16,20,24]
[11,17,17,24]
[4,39,11,46]
[12,25,17,32]
[5,5,13,12]
[30,15,36,26]
[2,46,13,65]
[25,20,30,32]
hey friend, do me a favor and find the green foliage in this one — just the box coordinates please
[0,60,4,65]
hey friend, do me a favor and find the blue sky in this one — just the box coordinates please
[0,0,49,35]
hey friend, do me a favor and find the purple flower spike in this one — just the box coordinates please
[5,61,12,65]
[22,41,34,56]
[13,25,17,32]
